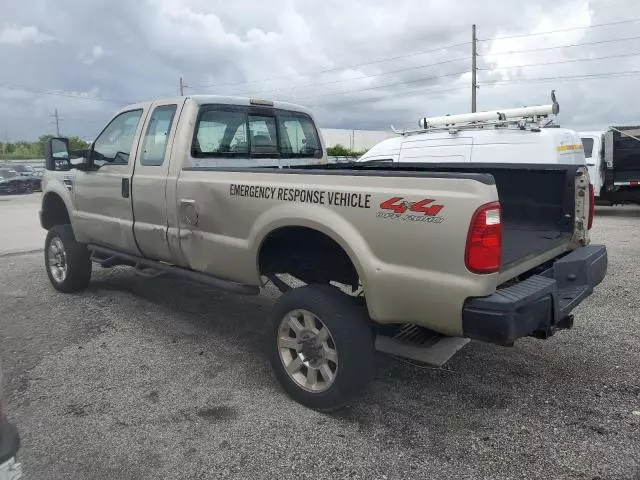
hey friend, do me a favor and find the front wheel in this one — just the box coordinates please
[44,225,92,293]
[268,284,374,411]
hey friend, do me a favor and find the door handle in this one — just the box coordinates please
[121,178,130,198]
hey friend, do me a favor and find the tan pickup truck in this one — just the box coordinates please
[40,95,607,410]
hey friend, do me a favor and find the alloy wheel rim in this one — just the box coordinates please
[48,237,67,283]
[277,309,339,393]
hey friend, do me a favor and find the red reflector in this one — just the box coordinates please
[631,181,640,187]
[588,183,595,229]
[465,202,502,274]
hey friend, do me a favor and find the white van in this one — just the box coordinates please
[359,95,586,168]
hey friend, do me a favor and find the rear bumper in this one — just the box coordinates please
[462,244,607,346]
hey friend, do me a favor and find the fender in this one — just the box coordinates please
[40,173,77,231]
[249,203,380,291]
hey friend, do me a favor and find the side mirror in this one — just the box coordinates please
[44,138,92,171]
[44,137,70,171]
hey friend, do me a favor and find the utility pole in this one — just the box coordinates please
[471,24,477,113]
[179,76,184,96]
[53,109,60,136]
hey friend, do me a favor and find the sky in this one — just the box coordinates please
[1,0,639,141]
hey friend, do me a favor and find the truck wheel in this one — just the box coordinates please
[268,284,374,411]
[44,225,92,293]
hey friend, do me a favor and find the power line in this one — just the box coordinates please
[189,40,471,89]
[479,69,640,87]
[478,18,640,42]
[305,84,469,109]
[284,70,469,102]
[480,34,640,56]
[0,83,129,104]
[231,56,471,97]
[478,51,640,70]
[307,68,640,108]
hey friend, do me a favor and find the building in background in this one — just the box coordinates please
[320,128,396,152]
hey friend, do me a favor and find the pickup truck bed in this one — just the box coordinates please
[294,161,586,280]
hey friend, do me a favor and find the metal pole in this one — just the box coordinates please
[180,76,184,96]
[472,24,477,113]
[54,109,60,136]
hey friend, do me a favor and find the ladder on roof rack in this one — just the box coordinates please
[391,90,560,136]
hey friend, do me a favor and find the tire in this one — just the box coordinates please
[44,225,92,293]
[268,284,374,411]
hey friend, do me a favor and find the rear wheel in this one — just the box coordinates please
[44,225,92,293]
[268,284,374,411]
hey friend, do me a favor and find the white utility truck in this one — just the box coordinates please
[580,127,640,205]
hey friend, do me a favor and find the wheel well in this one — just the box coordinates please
[41,193,71,230]
[259,227,359,288]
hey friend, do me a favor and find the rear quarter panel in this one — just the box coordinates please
[175,169,499,335]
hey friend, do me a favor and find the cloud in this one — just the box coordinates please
[0,0,639,140]
[0,25,54,45]
[81,45,105,65]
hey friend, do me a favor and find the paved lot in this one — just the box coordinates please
[1,198,639,480]
[0,193,44,255]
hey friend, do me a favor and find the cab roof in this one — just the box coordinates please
[119,95,313,117]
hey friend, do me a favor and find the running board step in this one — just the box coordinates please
[375,325,469,366]
[87,244,259,296]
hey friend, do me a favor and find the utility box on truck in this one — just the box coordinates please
[581,126,640,205]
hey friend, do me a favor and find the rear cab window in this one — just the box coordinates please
[190,104,322,167]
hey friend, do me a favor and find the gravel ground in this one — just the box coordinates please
[1,206,639,479]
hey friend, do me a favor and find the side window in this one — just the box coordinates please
[92,109,143,166]
[248,115,278,155]
[581,138,594,159]
[278,114,322,158]
[193,109,248,156]
[140,105,177,166]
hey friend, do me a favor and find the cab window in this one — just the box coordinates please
[193,108,248,156]
[141,105,177,166]
[192,105,322,161]
[278,113,322,158]
[92,109,143,165]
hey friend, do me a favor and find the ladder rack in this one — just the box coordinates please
[391,90,560,136]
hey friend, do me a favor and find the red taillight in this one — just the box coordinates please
[588,183,595,229]
[465,202,502,274]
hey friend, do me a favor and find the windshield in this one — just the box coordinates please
[12,165,30,172]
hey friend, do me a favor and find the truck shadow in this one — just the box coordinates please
[88,267,621,452]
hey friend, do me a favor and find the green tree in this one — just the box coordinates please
[68,136,90,151]
[327,144,350,156]
[326,144,366,157]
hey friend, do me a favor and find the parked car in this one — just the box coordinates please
[0,169,23,195]
[40,95,606,411]
[1,164,40,192]
[0,366,22,479]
